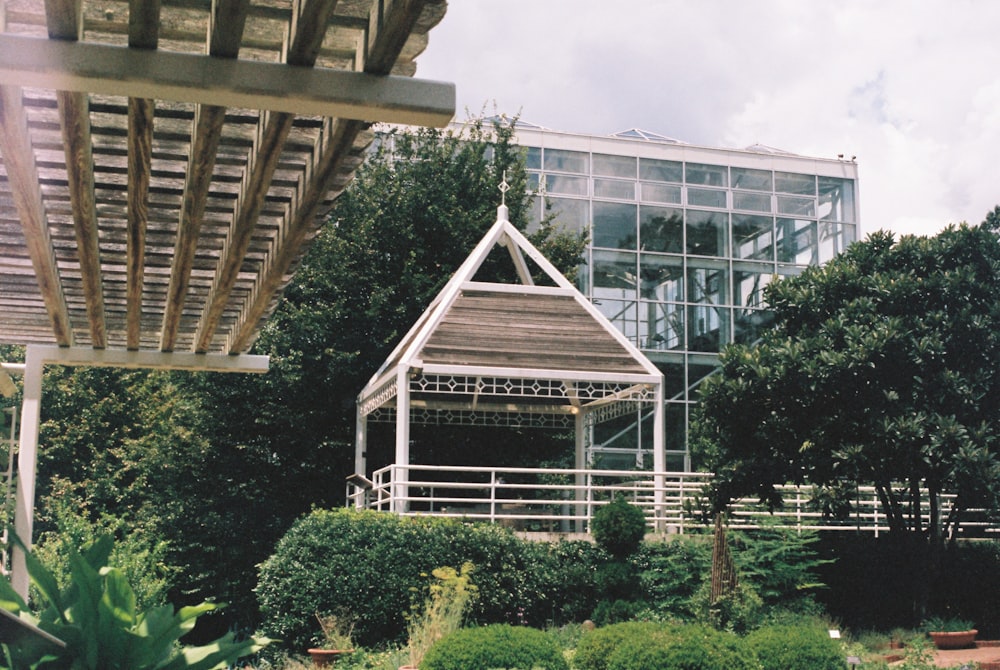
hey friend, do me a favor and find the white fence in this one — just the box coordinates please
[346,464,1000,537]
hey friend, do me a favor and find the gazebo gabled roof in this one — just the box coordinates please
[357,205,662,424]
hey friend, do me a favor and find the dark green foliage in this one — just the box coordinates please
[728,524,828,611]
[575,622,759,670]
[591,497,647,559]
[591,600,650,627]
[420,624,568,670]
[746,624,843,670]
[0,533,267,669]
[573,622,667,670]
[257,509,603,652]
[633,537,712,618]
[697,213,1000,545]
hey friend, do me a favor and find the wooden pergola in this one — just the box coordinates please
[354,203,665,514]
[0,0,453,596]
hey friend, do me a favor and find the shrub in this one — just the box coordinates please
[591,599,650,627]
[606,623,759,670]
[591,497,647,559]
[633,536,712,618]
[420,624,568,670]
[746,624,843,670]
[573,621,666,670]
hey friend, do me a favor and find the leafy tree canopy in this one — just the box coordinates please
[696,207,1000,544]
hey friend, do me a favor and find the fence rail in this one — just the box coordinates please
[346,464,1000,537]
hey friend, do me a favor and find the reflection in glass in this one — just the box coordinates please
[657,361,686,401]
[592,250,637,297]
[544,148,589,173]
[593,201,637,249]
[777,195,816,217]
[732,214,774,261]
[732,167,772,191]
[525,146,541,170]
[545,174,588,196]
[686,262,729,305]
[595,298,638,344]
[687,304,730,352]
[665,403,686,454]
[594,179,636,200]
[640,301,684,351]
[545,197,588,235]
[686,209,728,256]
[639,253,683,301]
[733,264,773,308]
[641,182,682,204]
[688,187,727,209]
[777,218,817,265]
[775,171,815,195]
[818,176,856,223]
[639,206,683,253]
[686,163,728,187]
[733,308,775,345]
[594,153,637,178]
[817,221,857,263]
[733,191,772,213]
[639,157,683,183]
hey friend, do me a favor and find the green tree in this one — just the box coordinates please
[696,208,1000,614]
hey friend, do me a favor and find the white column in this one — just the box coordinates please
[574,411,586,532]
[393,367,410,514]
[652,385,666,532]
[11,346,44,599]
[353,404,368,509]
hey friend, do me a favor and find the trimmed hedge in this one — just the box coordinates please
[420,624,568,670]
[606,624,759,670]
[573,622,666,670]
[746,624,842,670]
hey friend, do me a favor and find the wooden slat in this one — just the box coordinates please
[227,0,436,353]
[0,85,73,346]
[126,97,153,350]
[160,0,250,351]
[195,0,338,352]
[127,0,160,50]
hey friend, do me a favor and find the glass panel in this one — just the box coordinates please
[594,178,636,200]
[525,146,541,170]
[777,195,816,217]
[817,221,857,263]
[593,153,636,178]
[639,157,683,183]
[666,452,687,472]
[657,361,686,401]
[593,412,639,450]
[639,301,684,351]
[687,187,727,209]
[687,360,720,395]
[733,191,772,213]
[664,403,686,454]
[545,174,588,196]
[639,205,683,253]
[639,253,683,301]
[732,214,774,261]
[818,176,857,223]
[545,197,589,235]
[734,307,775,345]
[592,250,637,298]
[775,171,815,195]
[593,201,637,250]
[686,260,729,305]
[527,172,540,190]
[776,217,817,264]
[732,167,772,191]
[525,193,543,233]
[596,298,638,344]
[686,209,728,257]
[687,304,731,352]
[732,262,774,308]
[686,163,728,187]
[640,182,682,204]
[544,148,589,173]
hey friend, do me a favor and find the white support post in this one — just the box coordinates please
[574,411,586,532]
[393,367,410,514]
[652,385,666,533]
[11,346,43,599]
[353,405,367,509]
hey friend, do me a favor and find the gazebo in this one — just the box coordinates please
[353,198,666,528]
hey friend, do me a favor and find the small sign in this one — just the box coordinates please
[828,629,841,639]
[846,656,862,666]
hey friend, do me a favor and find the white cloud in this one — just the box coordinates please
[417,1,1000,238]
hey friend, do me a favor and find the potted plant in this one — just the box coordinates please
[923,616,978,649]
[308,612,356,668]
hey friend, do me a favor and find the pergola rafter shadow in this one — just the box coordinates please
[353,202,666,514]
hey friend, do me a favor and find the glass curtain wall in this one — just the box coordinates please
[523,138,858,471]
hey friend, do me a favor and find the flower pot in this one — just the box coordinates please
[929,630,978,650]
[307,648,353,667]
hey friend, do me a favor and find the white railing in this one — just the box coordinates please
[346,464,1000,537]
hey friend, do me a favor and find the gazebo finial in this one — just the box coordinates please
[497,170,510,223]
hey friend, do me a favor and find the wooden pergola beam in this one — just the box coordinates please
[194,0,339,352]
[0,34,455,126]
[227,0,438,352]
[0,85,73,346]
[160,0,250,351]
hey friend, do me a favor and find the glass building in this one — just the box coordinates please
[513,122,860,471]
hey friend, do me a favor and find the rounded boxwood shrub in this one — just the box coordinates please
[573,621,667,670]
[746,624,842,670]
[420,624,568,670]
[591,497,647,558]
[606,624,759,670]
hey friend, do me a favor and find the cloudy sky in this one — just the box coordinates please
[416,1,1000,239]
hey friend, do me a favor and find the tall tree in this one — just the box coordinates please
[696,208,1000,547]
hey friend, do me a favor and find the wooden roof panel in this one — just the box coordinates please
[0,0,453,353]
